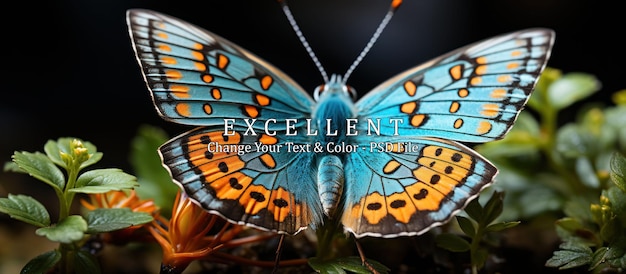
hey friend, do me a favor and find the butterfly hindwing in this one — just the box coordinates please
[341,137,497,238]
[159,126,322,234]
[127,9,315,130]
[356,29,555,143]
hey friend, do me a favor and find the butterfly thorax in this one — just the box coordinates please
[312,75,358,146]
[311,75,357,217]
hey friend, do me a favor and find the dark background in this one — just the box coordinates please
[2,0,624,174]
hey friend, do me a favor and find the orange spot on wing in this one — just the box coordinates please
[202,74,214,83]
[156,32,168,39]
[450,65,463,80]
[175,103,191,117]
[157,44,171,52]
[491,89,507,99]
[171,85,190,98]
[191,51,205,61]
[507,62,520,70]
[511,50,522,57]
[260,153,276,169]
[383,160,401,174]
[160,56,176,65]
[449,101,460,113]
[261,75,273,90]
[194,62,207,71]
[475,65,487,75]
[203,104,212,115]
[165,70,182,80]
[470,77,482,85]
[497,75,511,83]
[476,56,487,64]
[211,88,222,100]
[458,88,469,98]
[259,134,278,145]
[404,81,417,96]
[192,43,203,50]
[454,119,464,129]
[217,54,229,70]
[255,94,271,106]
[410,114,427,127]
[400,102,417,114]
[477,121,492,135]
[481,104,500,117]
[386,192,415,223]
[361,192,387,225]
[244,105,259,118]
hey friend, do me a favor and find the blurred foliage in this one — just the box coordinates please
[475,67,626,272]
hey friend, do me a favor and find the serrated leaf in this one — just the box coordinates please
[71,168,138,193]
[4,161,26,173]
[0,194,50,227]
[456,216,476,237]
[36,215,87,244]
[130,125,177,212]
[435,233,471,252]
[486,221,520,232]
[610,152,626,193]
[547,72,601,110]
[74,250,101,274]
[20,250,61,274]
[12,151,65,190]
[546,240,593,269]
[85,208,153,233]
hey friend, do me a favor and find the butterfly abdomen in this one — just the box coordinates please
[317,154,344,217]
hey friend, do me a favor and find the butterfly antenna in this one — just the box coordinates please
[342,0,402,84]
[279,0,329,83]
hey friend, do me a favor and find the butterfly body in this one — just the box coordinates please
[127,8,554,238]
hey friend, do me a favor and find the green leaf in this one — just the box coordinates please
[546,240,593,269]
[4,161,26,173]
[0,194,51,227]
[435,233,471,252]
[71,168,138,193]
[482,191,504,225]
[457,215,476,237]
[85,208,153,233]
[486,221,520,232]
[44,138,103,169]
[576,157,600,188]
[590,247,608,270]
[547,72,601,110]
[610,152,626,193]
[308,256,389,274]
[613,89,626,105]
[528,67,562,111]
[12,151,65,190]
[36,215,87,244]
[20,250,61,274]
[464,198,483,223]
[130,125,178,212]
[74,250,101,274]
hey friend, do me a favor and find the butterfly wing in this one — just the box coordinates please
[356,28,555,143]
[341,29,554,237]
[341,136,497,238]
[127,9,322,234]
[160,127,321,234]
[127,9,314,129]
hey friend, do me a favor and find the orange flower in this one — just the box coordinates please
[150,191,279,273]
[81,189,159,244]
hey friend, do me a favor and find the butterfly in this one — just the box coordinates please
[126,4,554,239]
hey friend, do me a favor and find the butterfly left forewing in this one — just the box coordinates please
[341,137,497,238]
[127,9,314,129]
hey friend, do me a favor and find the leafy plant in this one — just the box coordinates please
[436,191,520,273]
[0,138,153,274]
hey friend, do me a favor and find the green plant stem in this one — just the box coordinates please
[469,225,485,274]
[60,165,79,220]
